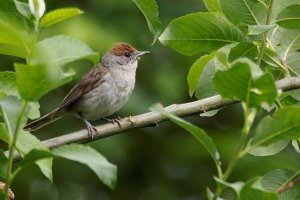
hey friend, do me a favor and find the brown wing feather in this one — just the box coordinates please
[54,64,109,114]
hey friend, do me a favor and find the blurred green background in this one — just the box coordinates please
[1,0,300,199]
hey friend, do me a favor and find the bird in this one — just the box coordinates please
[25,42,149,138]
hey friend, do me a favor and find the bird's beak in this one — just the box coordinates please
[135,51,150,59]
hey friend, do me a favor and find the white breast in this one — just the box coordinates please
[73,64,137,120]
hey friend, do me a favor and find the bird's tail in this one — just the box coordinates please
[24,108,63,132]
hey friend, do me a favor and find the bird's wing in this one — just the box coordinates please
[55,65,109,113]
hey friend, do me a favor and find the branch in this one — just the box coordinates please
[9,77,300,160]
[42,77,300,149]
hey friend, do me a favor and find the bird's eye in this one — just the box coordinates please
[125,52,131,57]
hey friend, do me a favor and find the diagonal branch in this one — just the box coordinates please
[42,77,300,149]
[8,77,300,160]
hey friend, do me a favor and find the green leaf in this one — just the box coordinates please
[15,63,74,101]
[262,47,283,68]
[203,0,222,12]
[14,0,31,18]
[200,109,222,117]
[272,0,300,22]
[228,42,258,62]
[240,178,277,200]
[195,59,217,99]
[16,131,53,182]
[0,123,9,144]
[52,144,117,189]
[0,149,8,180]
[188,53,215,96]
[150,104,222,174]
[17,149,52,170]
[214,177,244,197]
[269,28,300,74]
[250,107,300,150]
[40,7,83,28]
[0,20,29,52]
[37,36,100,66]
[213,60,277,109]
[133,0,161,44]
[0,43,27,58]
[247,25,276,35]
[159,12,246,55]
[249,140,290,156]
[259,169,300,199]
[220,0,268,25]
[276,4,300,29]
[0,71,19,97]
[0,96,22,134]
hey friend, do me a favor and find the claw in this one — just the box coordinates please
[85,121,98,140]
[103,117,122,127]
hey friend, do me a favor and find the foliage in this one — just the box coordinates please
[0,0,117,199]
[154,0,300,199]
[1,0,300,199]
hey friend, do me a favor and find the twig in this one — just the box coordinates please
[8,77,300,160]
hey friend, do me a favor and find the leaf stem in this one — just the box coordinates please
[4,100,27,199]
[257,0,274,66]
[214,104,256,198]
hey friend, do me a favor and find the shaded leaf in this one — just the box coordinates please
[16,131,53,182]
[247,25,275,35]
[249,140,290,156]
[0,149,8,180]
[228,42,258,62]
[214,177,244,197]
[40,7,83,28]
[133,0,161,44]
[276,4,300,29]
[159,12,246,55]
[0,71,19,97]
[150,104,221,173]
[269,28,300,74]
[240,178,277,200]
[52,144,117,189]
[188,53,215,96]
[250,107,300,151]
[195,59,217,99]
[0,123,9,144]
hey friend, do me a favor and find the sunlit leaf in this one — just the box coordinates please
[14,0,31,18]
[213,60,277,109]
[15,63,74,101]
[37,36,100,66]
[40,7,83,28]
[220,0,268,25]
[276,4,300,29]
[133,0,161,44]
[203,0,222,12]
[159,12,246,55]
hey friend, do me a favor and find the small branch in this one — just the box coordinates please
[8,77,300,160]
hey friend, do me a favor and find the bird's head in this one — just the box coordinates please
[102,42,149,69]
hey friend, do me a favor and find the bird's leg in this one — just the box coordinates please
[77,114,97,140]
[103,117,122,127]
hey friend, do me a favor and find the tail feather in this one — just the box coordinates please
[24,109,62,132]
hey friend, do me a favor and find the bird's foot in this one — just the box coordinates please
[103,117,122,127]
[85,121,98,140]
